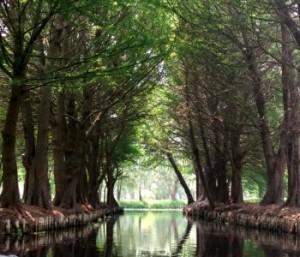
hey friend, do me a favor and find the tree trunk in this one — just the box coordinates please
[0,86,22,208]
[0,0,56,209]
[242,38,284,205]
[188,118,215,209]
[167,153,194,204]
[195,162,205,200]
[87,133,105,207]
[212,116,229,203]
[230,129,245,203]
[285,136,300,207]
[52,91,66,206]
[106,168,119,208]
[183,77,214,208]
[58,142,88,209]
[24,86,51,209]
[21,94,36,201]
[87,139,100,205]
[54,94,88,209]
[138,187,143,201]
[231,162,243,203]
[117,183,122,201]
[274,1,300,208]
[214,148,229,203]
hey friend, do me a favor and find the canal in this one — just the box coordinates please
[0,210,299,256]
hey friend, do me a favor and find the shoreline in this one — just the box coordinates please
[0,205,124,235]
[183,201,300,235]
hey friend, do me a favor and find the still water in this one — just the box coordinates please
[0,210,299,257]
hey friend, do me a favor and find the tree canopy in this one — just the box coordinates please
[0,0,300,211]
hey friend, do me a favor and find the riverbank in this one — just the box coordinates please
[0,204,123,235]
[183,201,300,235]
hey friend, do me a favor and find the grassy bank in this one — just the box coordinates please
[118,199,186,209]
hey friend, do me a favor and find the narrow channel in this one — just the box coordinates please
[0,211,299,257]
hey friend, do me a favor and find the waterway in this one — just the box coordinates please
[0,210,299,257]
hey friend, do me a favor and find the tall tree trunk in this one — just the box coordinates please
[24,37,51,208]
[166,153,194,204]
[85,88,105,207]
[214,143,229,203]
[183,78,214,208]
[230,128,245,203]
[24,86,51,208]
[87,136,103,207]
[21,93,36,201]
[242,39,284,205]
[0,0,57,209]
[54,94,88,209]
[231,161,243,203]
[59,137,88,209]
[50,15,70,207]
[195,162,205,200]
[188,117,215,209]
[281,26,300,207]
[0,86,22,208]
[52,91,66,206]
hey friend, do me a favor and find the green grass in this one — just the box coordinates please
[244,197,260,203]
[118,199,186,209]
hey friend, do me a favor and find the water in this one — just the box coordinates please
[0,210,298,257]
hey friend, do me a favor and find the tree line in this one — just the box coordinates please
[160,0,300,208]
[0,0,171,210]
[2,0,300,212]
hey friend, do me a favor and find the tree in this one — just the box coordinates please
[166,153,195,204]
[0,0,58,208]
[48,0,172,209]
[167,0,292,205]
[0,0,173,211]
[272,0,300,207]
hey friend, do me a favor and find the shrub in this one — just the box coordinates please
[118,199,186,209]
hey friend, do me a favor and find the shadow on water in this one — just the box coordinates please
[2,211,300,256]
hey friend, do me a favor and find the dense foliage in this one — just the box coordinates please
[1,0,300,211]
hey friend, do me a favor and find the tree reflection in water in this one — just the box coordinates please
[195,221,231,257]
[192,219,300,257]
[261,246,284,257]
[231,236,244,257]
[52,229,100,257]
[2,212,300,257]
[0,225,100,257]
[171,220,193,256]
[104,215,118,257]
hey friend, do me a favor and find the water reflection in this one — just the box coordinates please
[1,211,300,256]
